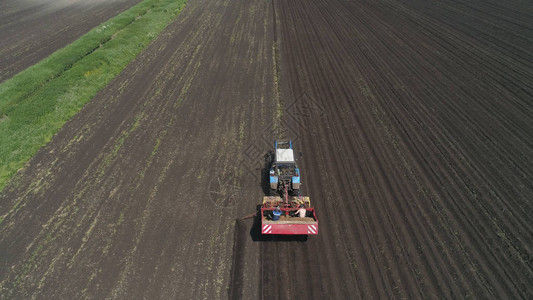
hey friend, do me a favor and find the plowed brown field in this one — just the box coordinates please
[1,0,532,299]
[0,0,142,82]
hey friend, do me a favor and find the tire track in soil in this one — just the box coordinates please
[228,219,247,300]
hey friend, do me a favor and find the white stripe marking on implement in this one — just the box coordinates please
[263,224,272,234]
[308,225,317,234]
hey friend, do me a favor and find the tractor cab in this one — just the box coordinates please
[269,140,301,195]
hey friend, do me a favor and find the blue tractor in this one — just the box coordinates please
[269,140,301,199]
[256,140,317,236]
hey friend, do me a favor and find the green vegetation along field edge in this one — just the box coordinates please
[0,0,187,192]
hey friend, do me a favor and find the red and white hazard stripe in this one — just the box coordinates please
[307,225,317,234]
[263,224,272,234]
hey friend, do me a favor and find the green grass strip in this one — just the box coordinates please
[0,0,186,192]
